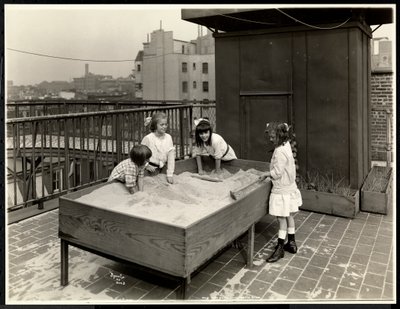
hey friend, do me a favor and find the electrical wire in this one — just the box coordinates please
[7,48,135,62]
[219,13,276,25]
[275,8,351,30]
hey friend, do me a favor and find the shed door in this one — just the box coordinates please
[240,93,292,162]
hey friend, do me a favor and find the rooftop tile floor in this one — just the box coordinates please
[6,204,395,304]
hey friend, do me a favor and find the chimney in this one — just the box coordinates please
[85,63,89,76]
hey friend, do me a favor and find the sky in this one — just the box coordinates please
[5,4,395,86]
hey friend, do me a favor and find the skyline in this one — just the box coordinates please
[6,5,202,86]
[5,4,395,86]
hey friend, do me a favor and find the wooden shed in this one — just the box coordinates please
[182,7,393,189]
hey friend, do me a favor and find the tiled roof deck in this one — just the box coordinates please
[7,204,394,304]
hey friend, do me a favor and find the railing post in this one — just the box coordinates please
[179,108,185,159]
[64,118,70,191]
[114,114,122,163]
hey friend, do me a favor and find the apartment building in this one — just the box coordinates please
[135,27,215,101]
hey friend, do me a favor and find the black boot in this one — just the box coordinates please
[283,234,297,254]
[266,239,284,263]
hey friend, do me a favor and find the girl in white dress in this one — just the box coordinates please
[260,122,302,263]
[141,112,175,184]
[192,118,237,176]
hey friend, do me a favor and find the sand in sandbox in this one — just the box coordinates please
[75,169,265,227]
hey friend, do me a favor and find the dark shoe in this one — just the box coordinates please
[266,244,284,263]
[283,240,297,254]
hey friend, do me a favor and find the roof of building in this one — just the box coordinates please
[135,50,143,61]
[182,8,393,33]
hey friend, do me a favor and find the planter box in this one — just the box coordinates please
[361,166,393,215]
[300,189,360,219]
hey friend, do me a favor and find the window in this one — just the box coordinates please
[193,81,197,89]
[202,62,208,74]
[202,81,209,92]
[193,63,196,70]
[89,161,98,181]
[136,83,143,90]
[72,161,81,186]
[182,45,185,54]
[52,169,63,193]
[182,81,188,93]
[182,62,187,73]
[137,64,141,72]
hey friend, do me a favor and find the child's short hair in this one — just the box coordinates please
[265,122,291,146]
[149,112,167,132]
[195,117,213,147]
[130,145,152,166]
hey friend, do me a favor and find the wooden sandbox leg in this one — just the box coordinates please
[246,224,255,269]
[178,275,191,300]
[61,239,69,286]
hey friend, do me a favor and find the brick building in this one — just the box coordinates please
[370,38,393,162]
[370,72,393,162]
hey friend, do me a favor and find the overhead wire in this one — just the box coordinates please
[275,8,351,30]
[218,13,276,25]
[7,48,135,62]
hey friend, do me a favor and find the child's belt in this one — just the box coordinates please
[221,143,230,159]
[148,161,161,168]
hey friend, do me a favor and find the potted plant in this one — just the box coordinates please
[297,171,360,218]
[360,166,393,214]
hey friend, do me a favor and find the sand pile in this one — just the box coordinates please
[76,169,265,227]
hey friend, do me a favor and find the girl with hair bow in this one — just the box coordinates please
[192,117,237,176]
[141,112,175,184]
[260,122,302,263]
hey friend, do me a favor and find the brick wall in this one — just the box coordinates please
[370,72,393,161]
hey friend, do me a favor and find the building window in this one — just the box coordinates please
[182,62,187,73]
[193,63,196,70]
[182,81,188,93]
[202,81,209,92]
[182,45,185,54]
[193,81,197,89]
[136,83,143,91]
[52,169,63,193]
[137,64,141,72]
[202,62,208,74]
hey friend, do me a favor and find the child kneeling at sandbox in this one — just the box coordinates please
[108,144,152,194]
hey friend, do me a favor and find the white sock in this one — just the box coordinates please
[288,227,295,234]
[278,229,287,240]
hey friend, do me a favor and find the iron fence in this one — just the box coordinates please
[6,99,215,118]
[6,105,194,212]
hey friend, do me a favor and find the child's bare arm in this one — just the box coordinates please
[137,177,144,191]
[215,159,222,173]
[196,156,204,174]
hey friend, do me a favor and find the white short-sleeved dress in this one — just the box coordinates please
[192,133,237,161]
[141,132,175,177]
[268,141,302,217]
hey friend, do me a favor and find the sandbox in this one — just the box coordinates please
[58,157,271,299]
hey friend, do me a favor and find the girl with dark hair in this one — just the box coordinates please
[108,145,152,194]
[193,118,237,176]
[260,122,302,263]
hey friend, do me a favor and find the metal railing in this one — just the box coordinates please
[6,104,194,212]
[6,99,215,119]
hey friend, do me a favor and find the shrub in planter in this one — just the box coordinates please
[361,166,393,215]
[297,171,359,218]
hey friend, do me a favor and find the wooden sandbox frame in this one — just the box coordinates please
[58,157,271,299]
